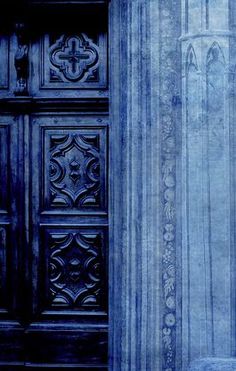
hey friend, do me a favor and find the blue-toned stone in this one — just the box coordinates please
[189,358,236,371]
[110,0,235,370]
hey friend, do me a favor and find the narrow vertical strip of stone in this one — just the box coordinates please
[229,31,236,356]
[206,0,209,29]
[185,0,189,33]
[149,1,161,369]
[126,1,138,369]
[140,2,148,370]
[186,46,199,365]
[181,43,189,370]
[208,0,229,30]
[206,42,231,356]
[185,43,213,362]
[180,0,234,367]
[159,1,181,370]
[110,1,162,370]
[109,0,127,369]
[188,0,201,33]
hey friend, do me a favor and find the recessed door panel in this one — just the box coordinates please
[30,5,108,98]
[43,226,107,312]
[28,114,109,366]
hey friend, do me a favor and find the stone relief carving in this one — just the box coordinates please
[207,42,225,160]
[160,2,180,368]
[186,45,198,72]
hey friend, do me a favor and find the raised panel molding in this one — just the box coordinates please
[0,125,10,212]
[0,116,21,321]
[0,227,8,310]
[40,32,107,90]
[0,6,108,98]
[44,227,107,311]
[49,34,99,83]
[42,124,107,214]
[25,326,108,366]
[0,38,9,90]
[30,111,109,368]
[47,132,102,210]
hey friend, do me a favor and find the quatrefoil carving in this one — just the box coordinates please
[49,34,99,82]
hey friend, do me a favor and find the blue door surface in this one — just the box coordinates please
[0,1,109,369]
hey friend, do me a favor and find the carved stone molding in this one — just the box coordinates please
[159,2,181,370]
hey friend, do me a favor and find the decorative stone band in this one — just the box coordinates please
[159,1,181,370]
[179,31,236,41]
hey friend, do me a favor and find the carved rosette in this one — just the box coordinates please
[160,2,180,370]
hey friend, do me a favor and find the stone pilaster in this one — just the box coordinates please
[109,1,161,370]
[180,0,235,369]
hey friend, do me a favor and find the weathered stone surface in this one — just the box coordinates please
[189,358,236,371]
[109,1,162,370]
[181,0,235,369]
[110,1,235,370]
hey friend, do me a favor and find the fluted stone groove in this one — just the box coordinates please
[109,1,161,370]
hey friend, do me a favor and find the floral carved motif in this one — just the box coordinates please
[48,231,105,308]
[49,34,99,83]
[160,2,180,370]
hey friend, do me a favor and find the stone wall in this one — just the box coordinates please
[109,1,235,370]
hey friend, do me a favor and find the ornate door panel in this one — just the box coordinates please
[30,12,108,98]
[0,115,25,365]
[0,1,109,369]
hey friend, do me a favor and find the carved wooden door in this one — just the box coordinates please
[0,2,108,369]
